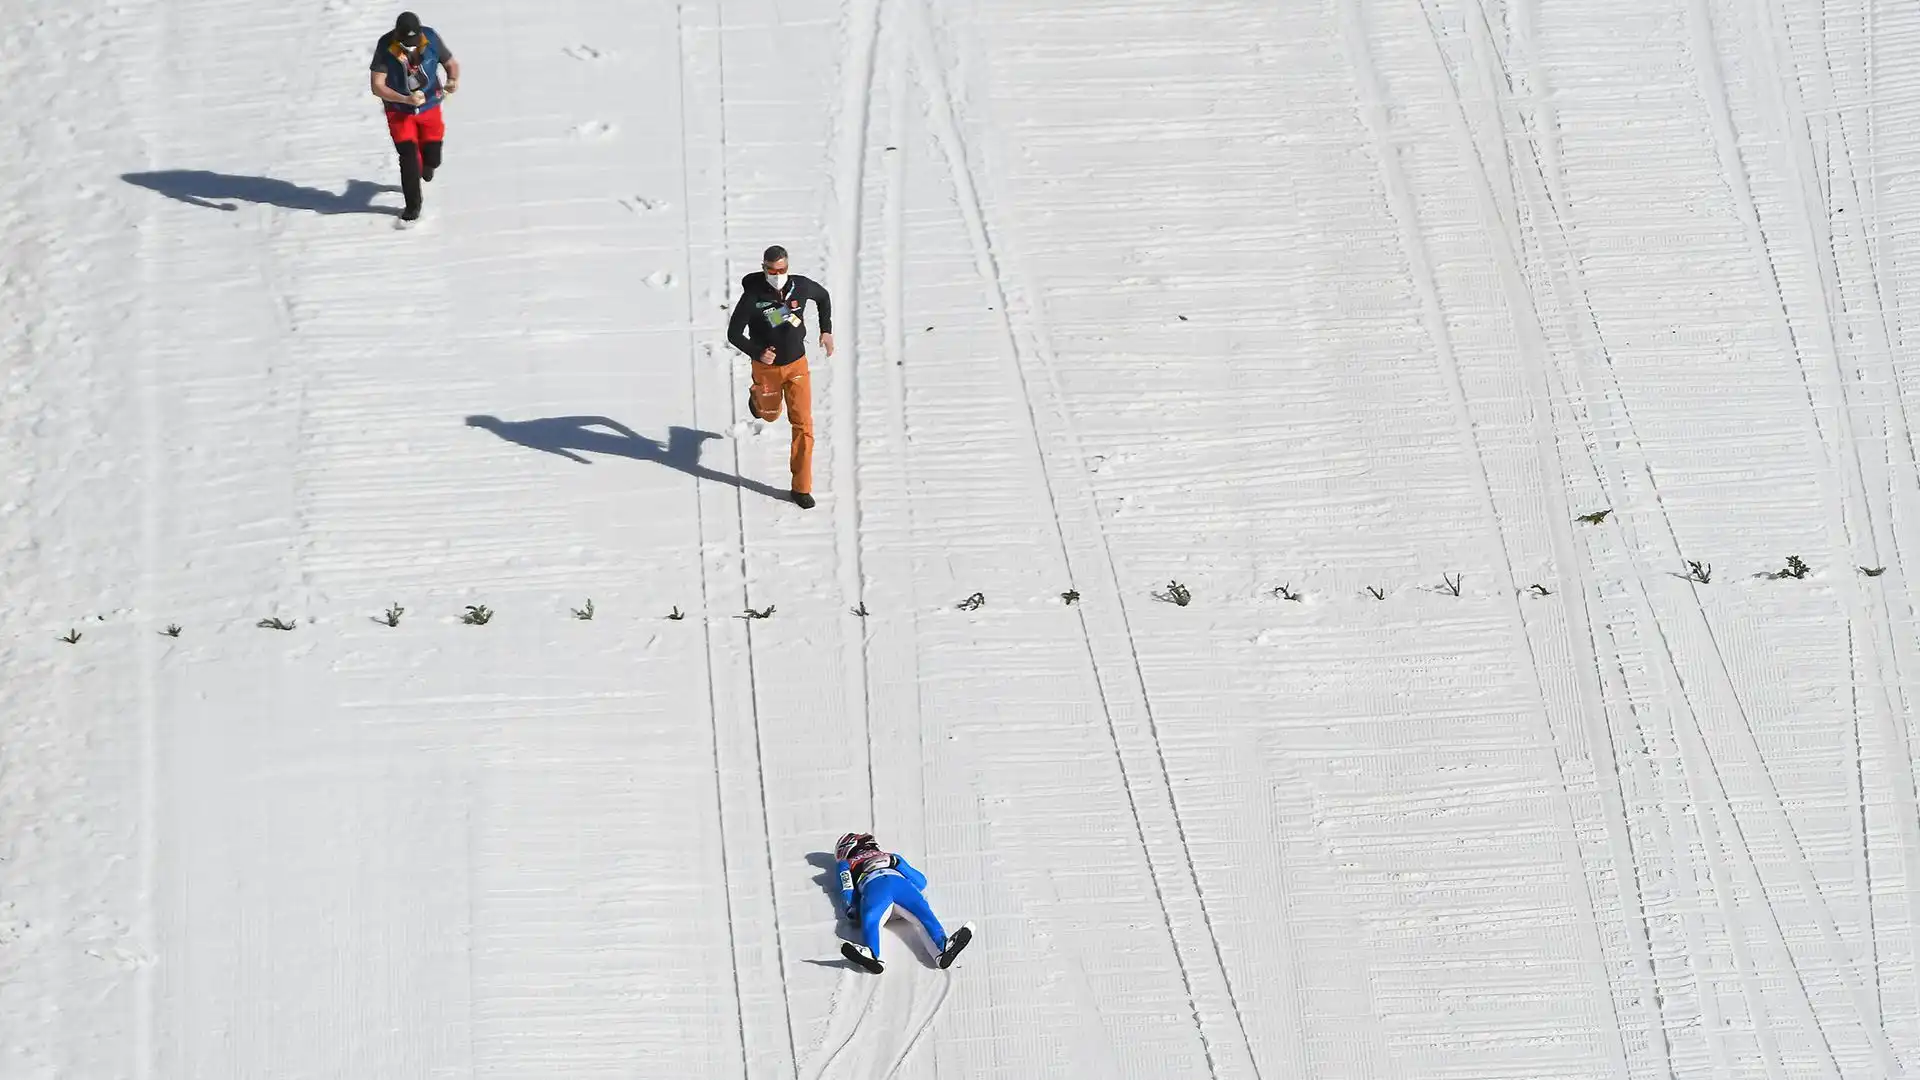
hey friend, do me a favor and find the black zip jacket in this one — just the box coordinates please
[727,272,832,366]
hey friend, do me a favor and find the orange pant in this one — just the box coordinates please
[750,356,813,493]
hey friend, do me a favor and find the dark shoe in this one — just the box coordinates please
[422,166,436,182]
[793,491,815,509]
[745,390,764,421]
[400,205,421,222]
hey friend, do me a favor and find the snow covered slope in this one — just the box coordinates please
[8,0,1920,1076]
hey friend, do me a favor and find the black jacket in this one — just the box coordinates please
[727,273,832,366]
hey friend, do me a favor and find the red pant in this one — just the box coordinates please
[385,106,445,144]
[750,357,814,493]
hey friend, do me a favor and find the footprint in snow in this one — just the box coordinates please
[645,270,676,289]
[618,195,668,214]
[573,120,616,139]
[563,44,605,61]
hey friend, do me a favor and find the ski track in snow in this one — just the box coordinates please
[12,0,1920,1077]
[899,5,1258,1079]
[678,2,752,1073]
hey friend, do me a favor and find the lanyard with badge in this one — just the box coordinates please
[762,284,802,330]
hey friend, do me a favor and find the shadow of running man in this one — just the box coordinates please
[466,414,791,502]
[122,171,400,215]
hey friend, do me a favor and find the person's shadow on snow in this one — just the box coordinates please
[803,851,863,970]
[809,851,848,911]
[122,171,401,215]
[466,414,791,501]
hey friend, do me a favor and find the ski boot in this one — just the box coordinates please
[841,941,884,974]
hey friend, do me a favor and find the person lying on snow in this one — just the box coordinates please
[835,832,973,974]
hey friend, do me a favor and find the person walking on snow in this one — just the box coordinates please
[727,246,833,509]
[369,12,459,222]
[835,832,973,973]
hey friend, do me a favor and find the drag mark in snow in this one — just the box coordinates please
[876,8,917,836]
[800,971,879,1080]
[826,0,884,828]
[878,967,953,1080]
[860,10,935,864]
[799,937,949,1079]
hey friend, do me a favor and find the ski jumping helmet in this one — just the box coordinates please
[836,832,876,861]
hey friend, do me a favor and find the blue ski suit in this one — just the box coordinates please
[839,851,949,960]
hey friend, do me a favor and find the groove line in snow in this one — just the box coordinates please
[1498,269,1800,1073]
[1755,0,1920,1041]
[1496,0,1826,1067]
[1525,127,1791,1080]
[1496,9,1686,1077]
[1787,0,1894,1030]
[1686,773,1794,1080]
[870,9,932,854]
[1416,2,1671,1072]
[827,0,884,829]
[127,10,164,1072]
[1605,514,1823,1074]
[1803,0,1920,1027]
[730,185,803,1080]
[1648,572,1841,1077]
[902,5,1262,1076]
[134,115,161,1080]
[1346,2,1629,1073]
[1685,0,1907,1066]
[716,0,799,1072]
[676,3,749,1072]
[1451,0,1862,1068]
[794,8,922,1073]
[1505,0,1891,1067]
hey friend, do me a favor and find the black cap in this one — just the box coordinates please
[395,11,421,42]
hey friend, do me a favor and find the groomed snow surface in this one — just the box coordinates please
[8,0,1920,1076]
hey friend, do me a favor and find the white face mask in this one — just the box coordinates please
[765,272,788,291]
